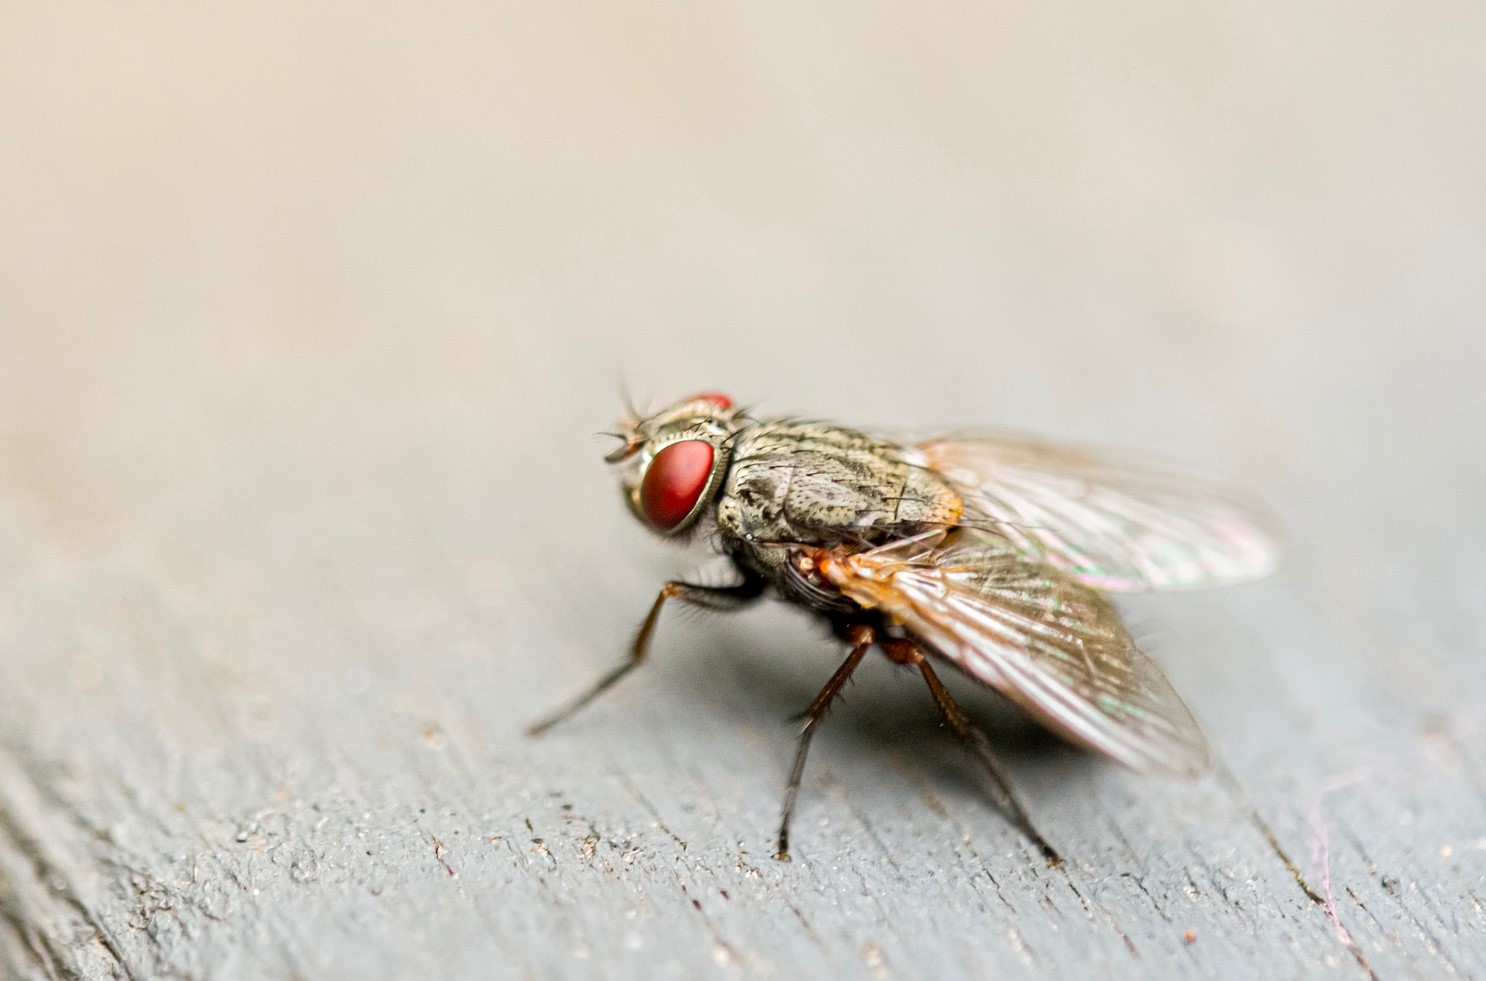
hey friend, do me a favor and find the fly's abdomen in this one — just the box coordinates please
[716,421,963,545]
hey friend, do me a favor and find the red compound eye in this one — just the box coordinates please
[688,391,733,410]
[640,440,716,531]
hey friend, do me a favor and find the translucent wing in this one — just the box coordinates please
[816,528,1212,777]
[907,434,1280,592]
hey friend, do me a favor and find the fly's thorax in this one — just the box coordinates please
[715,420,963,546]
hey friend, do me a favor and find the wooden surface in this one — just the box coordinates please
[2,4,1484,979]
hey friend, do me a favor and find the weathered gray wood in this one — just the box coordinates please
[2,4,1484,978]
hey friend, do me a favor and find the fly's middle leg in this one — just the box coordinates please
[774,622,875,861]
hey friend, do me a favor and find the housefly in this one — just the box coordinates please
[529,392,1279,863]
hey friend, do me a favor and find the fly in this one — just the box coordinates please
[528,392,1280,864]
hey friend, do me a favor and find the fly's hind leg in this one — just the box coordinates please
[884,638,1062,867]
[773,622,876,862]
[525,573,765,737]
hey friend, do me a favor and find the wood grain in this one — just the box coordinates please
[2,3,1483,978]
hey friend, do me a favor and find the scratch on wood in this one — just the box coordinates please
[432,837,457,877]
[785,902,822,949]
[893,761,1026,918]
[674,875,742,971]
[1335,823,1468,976]
[1306,769,1368,945]
[619,774,688,851]
[822,771,904,875]
[1215,764,1379,981]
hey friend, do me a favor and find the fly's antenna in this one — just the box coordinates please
[617,376,641,425]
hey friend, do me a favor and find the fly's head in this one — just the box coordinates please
[606,392,742,538]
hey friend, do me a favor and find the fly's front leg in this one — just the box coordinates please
[525,572,765,737]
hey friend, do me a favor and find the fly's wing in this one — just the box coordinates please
[910,435,1279,592]
[818,529,1212,777]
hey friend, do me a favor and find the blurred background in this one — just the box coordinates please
[2,3,1484,978]
[6,3,1483,447]
[4,2,1482,629]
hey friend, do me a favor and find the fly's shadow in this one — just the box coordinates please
[609,604,1094,860]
